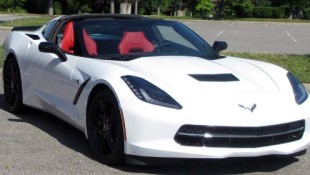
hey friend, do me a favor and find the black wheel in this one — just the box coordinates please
[87,90,125,165]
[3,57,24,113]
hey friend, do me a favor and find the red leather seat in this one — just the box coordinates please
[119,32,155,54]
[83,29,98,56]
[60,22,74,53]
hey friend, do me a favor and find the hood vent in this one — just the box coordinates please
[189,74,239,82]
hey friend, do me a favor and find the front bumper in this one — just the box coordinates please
[121,98,310,159]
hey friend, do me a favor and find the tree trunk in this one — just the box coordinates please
[134,0,138,15]
[120,2,131,14]
[48,0,53,15]
[111,0,115,14]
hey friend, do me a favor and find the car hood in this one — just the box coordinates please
[115,56,280,94]
[106,55,300,125]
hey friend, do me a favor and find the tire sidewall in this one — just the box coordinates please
[3,57,24,113]
[87,90,125,164]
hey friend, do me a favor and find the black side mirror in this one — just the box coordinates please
[212,41,228,54]
[38,42,68,62]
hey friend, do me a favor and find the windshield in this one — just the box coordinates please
[74,19,219,60]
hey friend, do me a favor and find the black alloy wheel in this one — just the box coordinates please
[87,90,125,164]
[3,57,24,113]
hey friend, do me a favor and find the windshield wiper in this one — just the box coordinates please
[100,55,140,61]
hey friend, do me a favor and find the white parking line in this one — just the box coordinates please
[214,31,223,40]
[285,31,297,42]
[230,23,235,27]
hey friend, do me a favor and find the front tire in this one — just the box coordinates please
[87,90,125,165]
[3,57,24,113]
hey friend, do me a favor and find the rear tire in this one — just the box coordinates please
[87,90,125,165]
[3,57,24,113]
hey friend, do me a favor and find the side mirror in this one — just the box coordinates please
[212,41,228,54]
[38,42,68,62]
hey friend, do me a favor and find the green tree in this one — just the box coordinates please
[195,0,215,17]
[233,0,254,17]
[252,0,271,7]
[272,0,310,18]
[140,0,169,15]
[214,0,235,18]
[0,0,26,11]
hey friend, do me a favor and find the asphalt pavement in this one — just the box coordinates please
[183,20,310,54]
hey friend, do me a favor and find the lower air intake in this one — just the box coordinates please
[174,120,305,148]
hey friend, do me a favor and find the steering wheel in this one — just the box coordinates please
[155,42,179,53]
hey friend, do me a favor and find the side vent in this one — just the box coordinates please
[26,34,40,40]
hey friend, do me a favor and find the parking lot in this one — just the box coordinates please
[184,20,310,54]
[0,17,310,174]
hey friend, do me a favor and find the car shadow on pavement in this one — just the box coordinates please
[114,155,300,174]
[0,93,301,174]
[0,94,94,160]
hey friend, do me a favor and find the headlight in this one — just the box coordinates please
[287,72,308,105]
[122,75,182,109]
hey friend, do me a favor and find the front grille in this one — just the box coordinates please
[174,120,305,148]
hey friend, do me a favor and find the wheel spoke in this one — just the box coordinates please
[96,134,106,153]
[89,124,100,131]
[12,73,19,85]
[105,131,116,152]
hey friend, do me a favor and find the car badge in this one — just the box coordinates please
[238,104,257,112]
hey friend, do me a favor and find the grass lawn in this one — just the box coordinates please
[224,52,310,83]
[0,16,54,27]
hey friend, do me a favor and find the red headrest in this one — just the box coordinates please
[61,22,74,53]
[119,32,155,54]
[83,29,98,56]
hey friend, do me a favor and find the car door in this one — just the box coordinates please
[23,21,86,122]
[25,45,82,118]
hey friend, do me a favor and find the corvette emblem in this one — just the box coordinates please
[238,104,257,112]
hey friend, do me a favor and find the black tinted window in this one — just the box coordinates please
[42,20,57,40]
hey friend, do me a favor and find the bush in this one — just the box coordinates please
[0,0,16,11]
[264,7,273,18]
[233,4,244,17]
[54,1,62,15]
[273,7,284,18]
[304,8,310,19]
[253,7,264,17]
[253,7,283,18]
[233,0,254,18]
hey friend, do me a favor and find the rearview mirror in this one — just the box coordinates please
[212,41,228,54]
[38,42,68,62]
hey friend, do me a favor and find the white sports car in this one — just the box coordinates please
[2,14,310,165]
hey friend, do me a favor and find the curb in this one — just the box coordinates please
[304,84,310,92]
[0,26,13,30]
